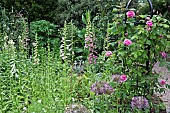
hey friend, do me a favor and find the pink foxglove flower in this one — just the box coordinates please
[123,39,132,46]
[126,10,135,18]
[146,21,153,27]
[105,51,112,57]
[119,74,127,82]
[160,52,167,58]
[159,80,166,86]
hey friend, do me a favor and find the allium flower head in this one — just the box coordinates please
[65,103,89,113]
[131,96,149,109]
[123,39,132,46]
[105,51,112,57]
[146,20,153,27]
[91,81,114,95]
[126,10,135,18]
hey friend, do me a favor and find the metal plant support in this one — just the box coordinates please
[124,0,153,25]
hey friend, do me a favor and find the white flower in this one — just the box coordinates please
[38,100,42,103]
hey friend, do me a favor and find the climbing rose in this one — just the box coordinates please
[159,80,166,86]
[146,27,151,31]
[125,33,128,37]
[123,39,132,46]
[146,21,153,27]
[105,51,112,57]
[119,75,127,82]
[145,17,150,21]
[131,96,149,109]
[126,10,135,18]
[160,52,167,58]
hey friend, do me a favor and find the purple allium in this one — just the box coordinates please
[65,103,89,113]
[131,96,149,109]
[90,81,114,95]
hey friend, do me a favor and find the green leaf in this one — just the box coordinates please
[82,15,87,24]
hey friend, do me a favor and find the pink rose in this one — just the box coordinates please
[146,21,153,27]
[119,75,127,82]
[160,52,167,58]
[126,11,135,18]
[146,27,151,31]
[123,39,132,46]
[105,51,112,57]
[145,17,150,21]
[159,80,166,86]
[125,33,128,37]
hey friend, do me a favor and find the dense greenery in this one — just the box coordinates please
[0,1,170,113]
[1,0,169,27]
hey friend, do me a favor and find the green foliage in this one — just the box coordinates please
[30,20,59,49]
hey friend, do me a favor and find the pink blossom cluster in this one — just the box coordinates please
[112,74,127,83]
[126,10,135,18]
[159,79,166,86]
[160,52,167,58]
[85,34,98,64]
[105,51,112,57]
[145,17,153,31]
[87,53,98,64]
[124,39,132,46]
[85,35,96,52]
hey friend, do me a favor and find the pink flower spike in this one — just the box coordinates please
[123,39,132,46]
[146,21,153,27]
[105,51,112,57]
[119,75,127,82]
[126,10,135,18]
[160,52,167,58]
[159,80,166,86]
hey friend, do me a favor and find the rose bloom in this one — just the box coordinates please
[123,39,132,46]
[160,52,167,58]
[146,21,153,27]
[159,80,166,86]
[126,10,135,18]
[125,33,128,37]
[105,51,112,57]
[145,17,150,21]
[119,74,127,82]
[146,27,151,31]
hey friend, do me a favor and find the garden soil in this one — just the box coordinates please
[153,62,170,113]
